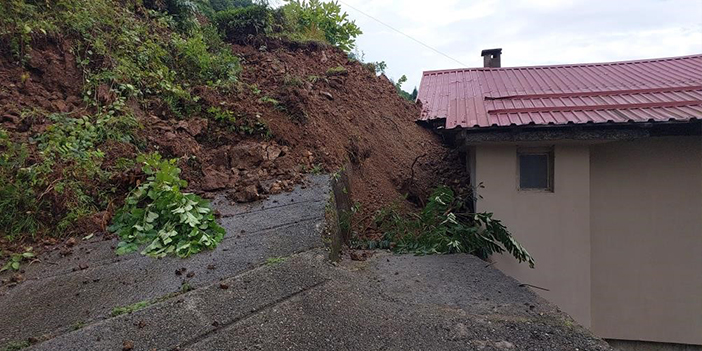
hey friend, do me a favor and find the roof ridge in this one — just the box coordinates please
[422,53,702,75]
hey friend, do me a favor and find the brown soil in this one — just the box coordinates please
[225,39,468,234]
[0,35,466,253]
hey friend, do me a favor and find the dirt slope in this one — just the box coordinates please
[0,35,463,251]
[227,40,463,216]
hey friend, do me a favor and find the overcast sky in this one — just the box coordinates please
[320,0,702,89]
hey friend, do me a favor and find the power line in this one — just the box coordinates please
[337,0,468,67]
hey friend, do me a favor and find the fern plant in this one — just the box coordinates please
[109,153,225,258]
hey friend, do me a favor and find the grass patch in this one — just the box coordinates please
[110,300,151,317]
[325,66,348,76]
[0,340,30,351]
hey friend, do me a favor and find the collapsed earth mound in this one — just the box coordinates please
[0,3,464,254]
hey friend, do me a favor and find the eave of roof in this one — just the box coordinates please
[416,54,702,130]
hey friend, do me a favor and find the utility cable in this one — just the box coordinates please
[337,0,469,67]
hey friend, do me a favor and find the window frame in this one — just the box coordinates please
[516,146,554,192]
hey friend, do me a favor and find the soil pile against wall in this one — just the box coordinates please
[0,35,466,251]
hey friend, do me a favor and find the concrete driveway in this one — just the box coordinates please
[0,175,611,351]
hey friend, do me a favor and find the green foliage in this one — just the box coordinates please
[164,0,200,32]
[0,247,35,272]
[238,118,272,138]
[309,163,323,174]
[368,61,387,75]
[374,187,535,267]
[40,115,106,162]
[171,26,242,86]
[280,0,362,52]
[283,74,304,87]
[393,75,416,102]
[348,50,386,75]
[209,0,253,12]
[0,340,31,351]
[0,0,244,242]
[1,0,241,113]
[0,131,47,239]
[306,75,325,84]
[214,4,273,40]
[109,153,225,258]
[110,300,151,317]
[181,281,193,292]
[259,95,280,106]
[0,0,56,63]
[325,65,347,76]
[206,106,237,124]
[265,256,286,265]
[394,75,407,90]
[206,106,271,138]
[34,112,141,234]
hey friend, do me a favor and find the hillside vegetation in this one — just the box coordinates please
[0,0,437,250]
[0,0,533,267]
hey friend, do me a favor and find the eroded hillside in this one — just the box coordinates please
[0,0,463,255]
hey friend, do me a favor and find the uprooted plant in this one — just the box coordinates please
[372,186,535,267]
[0,247,36,272]
[109,153,225,258]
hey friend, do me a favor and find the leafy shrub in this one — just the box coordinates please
[0,130,47,239]
[393,75,417,102]
[0,0,242,243]
[280,0,362,52]
[171,27,241,85]
[158,0,199,32]
[214,4,273,40]
[374,187,535,267]
[207,106,237,124]
[110,153,225,258]
[348,49,386,75]
[209,0,253,12]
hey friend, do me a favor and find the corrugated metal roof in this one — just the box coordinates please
[417,54,702,129]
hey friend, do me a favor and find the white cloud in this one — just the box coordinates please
[333,0,702,89]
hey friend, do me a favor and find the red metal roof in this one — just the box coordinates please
[417,54,702,129]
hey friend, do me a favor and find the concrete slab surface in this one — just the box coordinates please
[0,174,612,351]
[0,175,330,347]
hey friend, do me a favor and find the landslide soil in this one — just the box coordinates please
[0,35,465,253]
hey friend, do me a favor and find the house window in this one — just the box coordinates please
[518,147,553,191]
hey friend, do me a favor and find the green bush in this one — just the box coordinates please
[280,0,361,52]
[171,27,241,85]
[209,0,253,12]
[110,153,225,258]
[393,75,417,102]
[0,0,242,244]
[373,187,535,267]
[0,130,46,239]
[214,4,273,40]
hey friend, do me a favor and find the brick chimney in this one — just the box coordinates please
[481,48,502,68]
